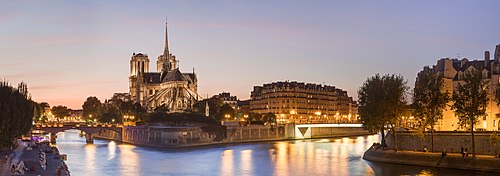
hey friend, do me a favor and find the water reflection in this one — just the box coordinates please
[240,150,253,176]
[118,144,139,176]
[54,132,495,176]
[221,150,233,176]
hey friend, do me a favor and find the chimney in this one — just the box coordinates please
[495,44,500,62]
[485,50,490,67]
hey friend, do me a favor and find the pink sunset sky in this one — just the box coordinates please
[1,0,499,109]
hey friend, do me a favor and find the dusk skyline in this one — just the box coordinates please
[1,0,500,109]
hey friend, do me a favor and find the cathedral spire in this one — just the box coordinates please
[164,17,169,57]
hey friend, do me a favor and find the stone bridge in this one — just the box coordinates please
[33,124,122,144]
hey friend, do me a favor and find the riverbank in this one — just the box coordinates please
[363,146,500,173]
[93,125,371,148]
[0,140,70,175]
[93,124,370,148]
[95,131,373,149]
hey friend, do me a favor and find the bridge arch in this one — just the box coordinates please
[34,124,122,144]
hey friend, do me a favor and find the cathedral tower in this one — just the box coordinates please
[157,20,177,74]
[129,53,150,103]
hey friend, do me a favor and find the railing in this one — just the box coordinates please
[34,123,122,128]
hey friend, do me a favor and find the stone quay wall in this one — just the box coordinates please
[386,131,500,155]
[121,126,216,147]
[225,126,287,142]
[311,127,368,138]
[93,130,122,141]
[93,124,370,147]
[363,147,500,173]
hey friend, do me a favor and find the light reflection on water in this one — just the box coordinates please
[54,130,497,176]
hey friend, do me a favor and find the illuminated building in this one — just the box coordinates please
[250,81,358,124]
[419,44,500,131]
[129,21,199,112]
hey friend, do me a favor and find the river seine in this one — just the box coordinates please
[55,130,493,176]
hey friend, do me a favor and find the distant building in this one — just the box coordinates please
[129,21,199,112]
[213,92,238,109]
[250,81,358,124]
[418,44,500,131]
[67,109,83,122]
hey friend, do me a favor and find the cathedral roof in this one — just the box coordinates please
[143,73,161,83]
[162,69,188,82]
[182,73,197,84]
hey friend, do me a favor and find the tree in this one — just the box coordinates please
[215,104,235,121]
[413,67,450,152]
[51,105,70,120]
[0,81,34,148]
[358,74,408,150]
[98,93,146,123]
[263,113,277,125]
[451,68,488,157]
[249,112,263,124]
[192,97,223,118]
[82,96,102,120]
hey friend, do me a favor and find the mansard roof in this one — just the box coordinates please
[459,60,490,71]
[452,59,492,80]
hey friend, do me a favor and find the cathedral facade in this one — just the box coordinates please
[129,22,199,112]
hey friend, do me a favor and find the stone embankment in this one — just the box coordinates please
[363,145,500,173]
[93,124,371,148]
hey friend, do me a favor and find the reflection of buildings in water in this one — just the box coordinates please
[240,150,253,175]
[84,144,96,173]
[118,145,139,176]
[221,150,234,176]
[107,141,116,160]
[274,142,289,176]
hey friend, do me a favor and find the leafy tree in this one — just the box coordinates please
[215,104,235,121]
[192,97,223,118]
[358,74,408,149]
[51,105,70,120]
[82,96,103,120]
[95,93,146,123]
[249,112,263,124]
[413,66,450,152]
[451,68,488,157]
[0,81,34,148]
[263,112,277,125]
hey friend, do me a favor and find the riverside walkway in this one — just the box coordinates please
[0,140,69,175]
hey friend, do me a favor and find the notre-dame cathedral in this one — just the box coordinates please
[129,22,199,112]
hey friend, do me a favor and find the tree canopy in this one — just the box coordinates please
[451,68,489,156]
[82,96,102,120]
[51,105,70,120]
[413,67,450,151]
[0,81,34,148]
[358,74,408,148]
